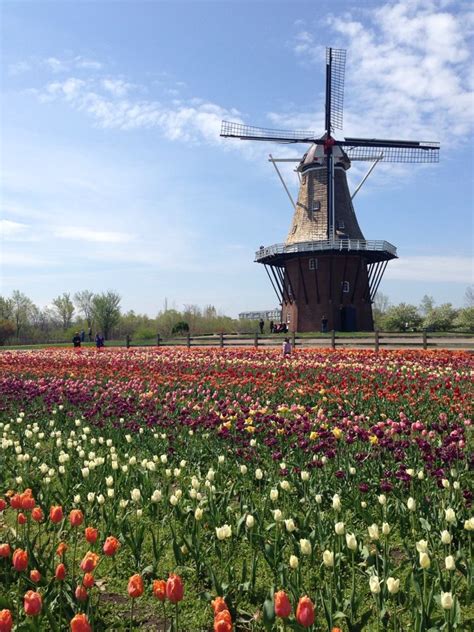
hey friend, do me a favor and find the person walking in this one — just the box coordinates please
[259,318,264,334]
[269,320,274,334]
[282,337,292,358]
[95,333,105,350]
[321,315,328,333]
[72,332,81,348]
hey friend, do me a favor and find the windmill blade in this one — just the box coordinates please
[341,138,440,163]
[325,48,346,133]
[221,121,320,144]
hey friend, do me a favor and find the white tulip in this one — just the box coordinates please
[382,522,391,535]
[416,539,428,553]
[215,524,232,540]
[441,530,452,545]
[280,480,290,491]
[346,533,358,551]
[386,577,400,594]
[445,555,455,571]
[322,550,334,567]
[151,490,162,503]
[285,519,297,533]
[332,494,341,511]
[335,522,345,535]
[369,576,381,594]
[160,454,168,464]
[301,471,309,481]
[464,517,474,531]
[289,554,299,569]
[194,507,203,521]
[440,592,453,610]
[107,488,114,498]
[419,552,431,569]
[273,509,283,522]
[255,468,263,480]
[441,479,450,489]
[368,524,379,540]
[169,495,178,506]
[407,497,416,511]
[97,494,105,505]
[131,488,141,503]
[240,465,248,475]
[378,494,386,506]
[245,514,255,528]
[445,508,456,523]
[315,494,322,504]
[270,489,279,502]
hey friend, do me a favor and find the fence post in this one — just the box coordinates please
[292,331,296,348]
[126,334,131,349]
[331,329,336,350]
[186,333,191,349]
[254,333,259,348]
[156,333,161,347]
[422,329,427,350]
[374,330,379,352]
[220,332,224,348]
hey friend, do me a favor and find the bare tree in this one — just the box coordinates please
[11,290,35,339]
[92,291,121,340]
[74,290,95,328]
[465,285,474,307]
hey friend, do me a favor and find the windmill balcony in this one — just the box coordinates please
[255,239,397,265]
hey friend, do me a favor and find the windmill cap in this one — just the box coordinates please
[299,142,350,172]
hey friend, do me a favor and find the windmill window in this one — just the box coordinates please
[309,258,318,270]
[337,219,345,229]
[301,175,307,185]
[342,281,350,293]
[291,225,297,234]
[312,201,321,212]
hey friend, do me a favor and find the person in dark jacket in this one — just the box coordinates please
[72,333,81,348]
[95,333,105,349]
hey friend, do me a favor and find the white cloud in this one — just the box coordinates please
[8,60,31,76]
[385,256,473,283]
[74,57,103,70]
[0,219,29,238]
[54,227,133,243]
[101,78,133,97]
[290,0,473,142]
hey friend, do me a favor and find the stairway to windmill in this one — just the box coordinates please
[221,48,440,333]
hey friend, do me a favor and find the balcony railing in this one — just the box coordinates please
[255,239,397,261]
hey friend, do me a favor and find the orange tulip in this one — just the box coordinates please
[211,596,228,614]
[75,585,88,602]
[0,544,11,558]
[295,596,315,627]
[0,609,13,632]
[12,548,28,572]
[331,628,343,632]
[49,505,63,524]
[152,579,166,601]
[82,572,95,589]
[23,591,42,616]
[274,590,292,619]
[17,513,27,525]
[128,574,144,599]
[30,569,41,583]
[80,552,100,573]
[70,613,92,632]
[56,542,68,557]
[69,510,84,528]
[31,507,44,522]
[214,609,232,632]
[84,527,98,544]
[166,573,184,603]
[103,536,120,557]
[55,563,66,580]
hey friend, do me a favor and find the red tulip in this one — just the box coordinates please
[0,499,7,512]
[82,572,95,589]
[20,491,35,511]
[12,548,28,572]
[10,494,21,510]
[152,579,166,601]
[274,590,292,619]
[214,609,232,632]
[55,563,66,581]
[84,527,98,544]
[0,609,13,632]
[296,596,315,627]
[23,591,42,616]
[31,507,44,522]
[70,613,92,632]
[211,596,228,614]
[30,569,41,583]
[103,536,120,557]
[69,510,84,528]
[49,505,63,524]
[128,574,144,598]
[56,542,68,557]
[166,573,184,603]
[80,552,100,573]
[75,585,88,602]
[17,513,27,525]
[0,544,11,558]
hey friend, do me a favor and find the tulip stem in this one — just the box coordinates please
[129,598,134,631]
[175,603,179,632]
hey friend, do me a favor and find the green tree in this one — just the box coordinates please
[0,320,15,345]
[11,290,36,339]
[373,292,390,330]
[453,307,474,333]
[74,290,95,328]
[92,291,121,340]
[423,303,457,331]
[0,296,13,320]
[420,294,435,317]
[380,303,422,332]
[52,293,75,330]
[465,285,474,308]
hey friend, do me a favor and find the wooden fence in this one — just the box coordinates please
[124,332,474,351]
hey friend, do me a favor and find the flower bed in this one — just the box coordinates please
[0,348,472,630]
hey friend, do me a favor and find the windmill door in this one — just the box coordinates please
[341,306,357,332]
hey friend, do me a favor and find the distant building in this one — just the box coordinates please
[239,308,281,321]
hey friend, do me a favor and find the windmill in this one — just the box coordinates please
[221,48,440,332]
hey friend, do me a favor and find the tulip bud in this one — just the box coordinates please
[270,489,279,502]
[284,519,296,533]
[445,555,455,571]
[299,539,312,556]
[332,494,341,511]
[368,524,379,540]
[441,530,452,545]
[274,590,292,619]
[445,508,456,523]
[335,522,345,535]
[369,576,381,594]
[322,549,334,567]
[245,514,255,528]
[441,591,453,609]
[407,497,416,511]
[346,533,357,551]
[419,552,431,569]
[289,554,299,569]
[382,522,390,535]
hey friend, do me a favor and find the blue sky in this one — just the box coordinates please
[1,0,473,316]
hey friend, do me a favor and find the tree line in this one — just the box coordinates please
[0,287,472,345]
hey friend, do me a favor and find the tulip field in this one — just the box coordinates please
[0,348,472,631]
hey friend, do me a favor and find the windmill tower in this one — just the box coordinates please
[221,48,440,332]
